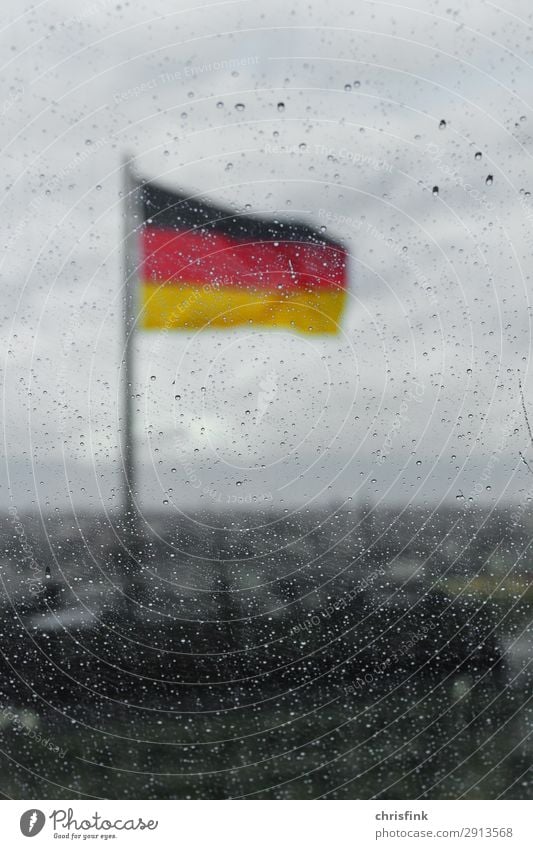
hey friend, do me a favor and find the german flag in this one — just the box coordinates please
[138,180,348,334]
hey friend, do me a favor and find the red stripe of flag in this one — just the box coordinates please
[140,226,347,291]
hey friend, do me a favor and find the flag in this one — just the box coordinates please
[138,180,348,334]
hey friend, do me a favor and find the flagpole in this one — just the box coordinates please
[122,153,139,542]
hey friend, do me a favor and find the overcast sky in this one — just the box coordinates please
[2,0,533,518]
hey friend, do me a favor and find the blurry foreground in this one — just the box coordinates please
[0,505,531,799]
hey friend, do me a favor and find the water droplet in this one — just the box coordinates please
[150,375,156,381]
[439,119,446,129]
[432,185,439,195]
[344,83,352,91]
[277,102,285,112]
[216,101,224,109]
[474,151,482,160]
[236,481,242,486]
[235,103,245,112]
[486,174,493,185]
